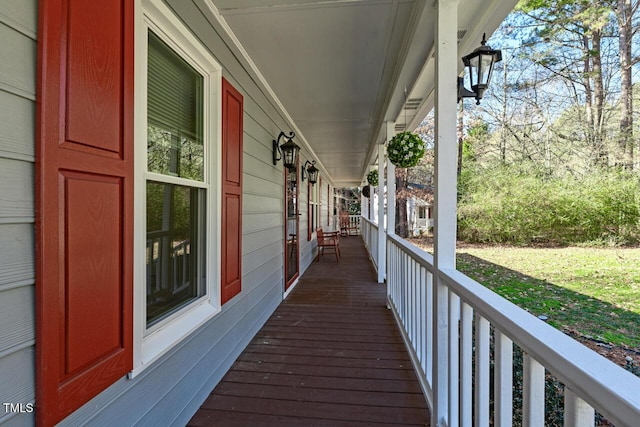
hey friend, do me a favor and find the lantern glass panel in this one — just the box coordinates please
[468,55,479,87]
[308,167,318,184]
[479,53,494,86]
[283,149,295,168]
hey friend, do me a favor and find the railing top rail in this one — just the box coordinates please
[361,216,378,228]
[387,233,435,273]
[440,267,640,427]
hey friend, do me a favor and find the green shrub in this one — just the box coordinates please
[458,166,640,245]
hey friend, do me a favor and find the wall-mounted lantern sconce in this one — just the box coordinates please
[301,160,319,184]
[273,131,300,171]
[458,33,502,104]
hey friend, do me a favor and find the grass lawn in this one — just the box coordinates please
[411,239,640,349]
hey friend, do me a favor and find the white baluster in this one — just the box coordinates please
[523,353,545,427]
[460,302,473,426]
[475,316,490,427]
[564,388,594,427]
[495,330,513,427]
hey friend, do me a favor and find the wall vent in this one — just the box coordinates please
[458,28,468,42]
[404,98,422,110]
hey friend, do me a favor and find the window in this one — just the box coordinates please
[308,176,319,240]
[133,0,222,375]
[146,32,207,328]
[418,206,427,219]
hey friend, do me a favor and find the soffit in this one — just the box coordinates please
[212,0,517,186]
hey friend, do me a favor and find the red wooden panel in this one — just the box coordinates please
[318,176,322,228]
[224,90,242,186]
[307,180,312,241]
[63,173,123,376]
[36,0,133,425]
[327,183,330,226]
[66,0,123,154]
[222,194,241,302]
[221,78,243,304]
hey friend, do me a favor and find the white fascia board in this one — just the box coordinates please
[403,0,520,132]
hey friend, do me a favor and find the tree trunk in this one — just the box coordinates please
[590,30,608,165]
[617,0,634,169]
[395,168,409,238]
[592,30,606,164]
[582,34,595,156]
[457,106,464,176]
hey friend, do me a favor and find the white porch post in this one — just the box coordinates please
[361,188,367,219]
[433,1,459,426]
[386,122,396,236]
[385,122,396,306]
[377,143,386,283]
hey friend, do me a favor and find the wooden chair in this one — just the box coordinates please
[316,227,340,262]
[339,214,358,236]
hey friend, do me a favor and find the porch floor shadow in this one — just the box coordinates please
[188,236,431,426]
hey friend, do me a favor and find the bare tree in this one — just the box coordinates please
[616,0,639,168]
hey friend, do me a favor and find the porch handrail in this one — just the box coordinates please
[361,216,378,270]
[383,232,640,427]
[440,268,640,426]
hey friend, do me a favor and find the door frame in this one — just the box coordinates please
[283,159,299,291]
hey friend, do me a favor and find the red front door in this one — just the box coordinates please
[284,162,299,290]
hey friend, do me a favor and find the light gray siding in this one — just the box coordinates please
[57,0,322,425]
[0,0,330,425]
[0,1,37,425]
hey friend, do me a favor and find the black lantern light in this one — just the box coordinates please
[458,33,502,104]
[273,131,300,171]
[301,160,319,185]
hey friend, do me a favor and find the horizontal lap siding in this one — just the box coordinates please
[0,91,36,162]
[59,0,316,425]
[0,0,328,424]
[0,1,36,426]
[298,156,314,273]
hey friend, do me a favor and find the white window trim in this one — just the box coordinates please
[131,0,222,378]
[309,177,319,236]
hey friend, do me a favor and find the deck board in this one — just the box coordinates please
[188,236,430,426]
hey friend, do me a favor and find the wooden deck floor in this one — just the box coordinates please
[188,236,431,426]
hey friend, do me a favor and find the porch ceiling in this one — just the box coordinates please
[211,0,517,186]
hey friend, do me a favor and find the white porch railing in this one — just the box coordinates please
[415,218,433,230]
[347,215,361,234]
[361,216,378,270]
[379,233,640,427]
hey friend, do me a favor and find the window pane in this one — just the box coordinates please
[147,31,204,181]
[146,181,205,327]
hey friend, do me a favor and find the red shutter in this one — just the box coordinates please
[327,183,331,226]
[307,180,312,241]
[318,176,322,228]
[36,0,133,425]
[221,78,243,304]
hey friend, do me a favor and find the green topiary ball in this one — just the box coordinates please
[388,131,425,168]
[367,170,378,186]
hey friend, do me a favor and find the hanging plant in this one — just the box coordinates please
[362,185,371,198]
[367,170,378,186]
[388,131,425,168]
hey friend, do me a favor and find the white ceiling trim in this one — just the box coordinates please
[216,0,414,15]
